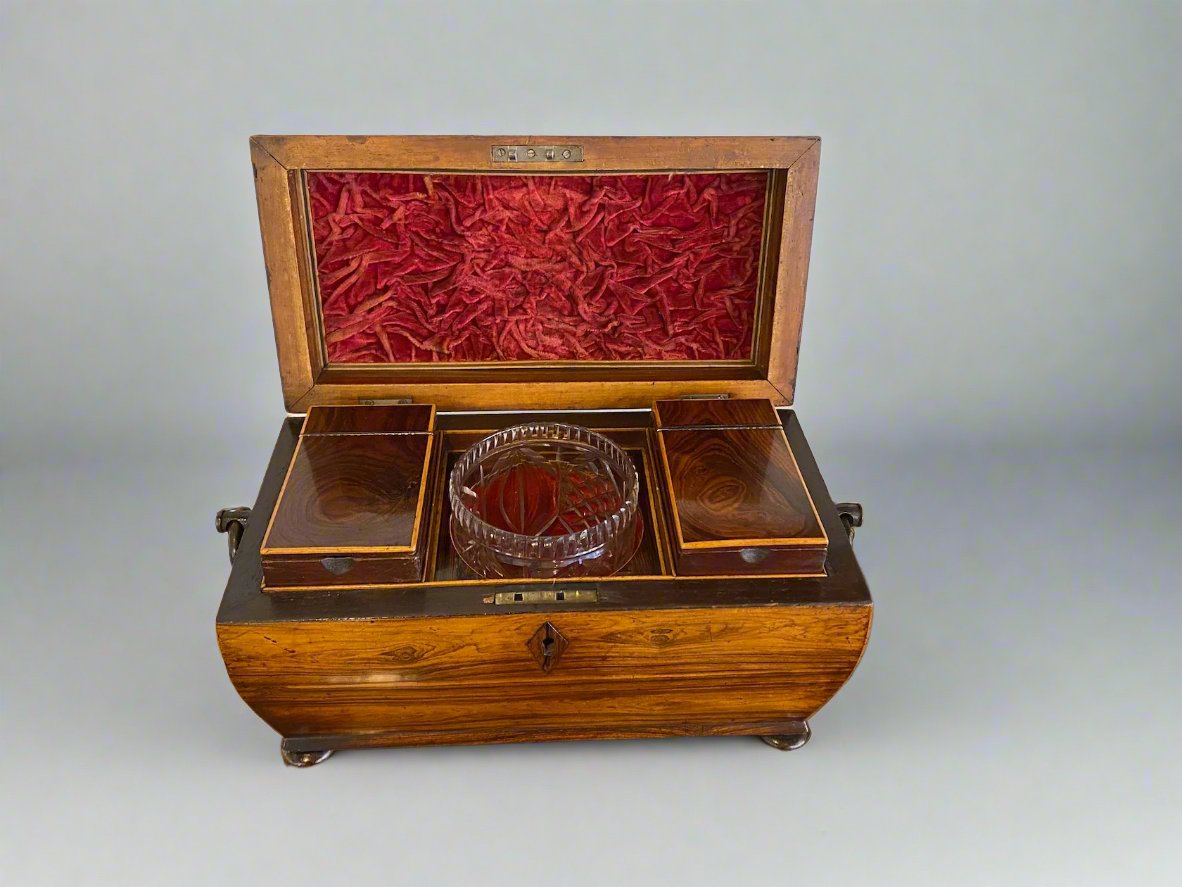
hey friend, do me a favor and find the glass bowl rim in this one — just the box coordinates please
[447,422,641,554]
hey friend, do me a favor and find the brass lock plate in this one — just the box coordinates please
[488,589,598,605]
[490,144,584,163]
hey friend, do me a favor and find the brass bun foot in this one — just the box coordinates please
[281,744,334,768]
[760,720,811,751]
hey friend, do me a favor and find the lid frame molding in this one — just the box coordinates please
[250,136,821,412]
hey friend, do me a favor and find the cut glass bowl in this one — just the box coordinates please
[448,423,642,579]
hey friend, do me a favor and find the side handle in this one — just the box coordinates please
[215,507,252,564]
[835,502,863,542]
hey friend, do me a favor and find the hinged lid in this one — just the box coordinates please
[250,135,821,412]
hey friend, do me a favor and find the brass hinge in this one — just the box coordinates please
[359,397,413,405]
[679,393,731,400]
[491,144,584,163]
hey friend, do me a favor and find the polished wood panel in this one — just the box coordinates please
[251,136,821,410]
[217,604,871,741]
[767,140,820,400]
[261,551,429,589]
[262,435,430,551]
[260,404,437,588]
[302,403,435,434]
[281,719,813,751]
[653,398,827,576]
[660,428,823,545]
[253,135,819,173]
[664,544,825,577]
[653,397,781,428]
[251,139,317,406]
[293,378,787,413]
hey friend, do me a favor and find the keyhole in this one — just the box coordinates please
[529,621,565,673]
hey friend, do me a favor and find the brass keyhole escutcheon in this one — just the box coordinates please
[527,622,568,673]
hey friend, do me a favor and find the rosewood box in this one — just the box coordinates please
[260,404,438,589]
[216,135,871,766]
[653,398,827,577]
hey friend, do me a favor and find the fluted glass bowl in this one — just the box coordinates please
[448,423,642,579]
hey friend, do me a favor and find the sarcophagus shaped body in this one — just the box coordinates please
[216,136,871,765]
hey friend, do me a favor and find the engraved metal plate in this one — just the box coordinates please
[490,144,584,163]
[490,589,598,605]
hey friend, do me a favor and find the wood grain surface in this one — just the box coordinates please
[280,720,814,751]
[260,405,438,588]
[766,140,820,400]
[217,604,871,740]
[259,550,429,588]
[262,435,431,551]
[251,139,318,408]
[653,397,782,428]
[659,427,824,546]
[302,403,435,434]
[654,397,828,576]
[253,135,819,173]
[293,378,788,413]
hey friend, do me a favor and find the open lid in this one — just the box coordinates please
[250,136,821,412]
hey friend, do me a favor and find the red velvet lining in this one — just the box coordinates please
[307,171,767,363]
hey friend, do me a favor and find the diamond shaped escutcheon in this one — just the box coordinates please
[526,622,568,673]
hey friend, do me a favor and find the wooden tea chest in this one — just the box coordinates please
[216,135,871,765]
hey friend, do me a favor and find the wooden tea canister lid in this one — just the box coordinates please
[652,397,829,577]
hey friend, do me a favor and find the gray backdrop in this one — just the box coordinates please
[3,2,1180,885]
